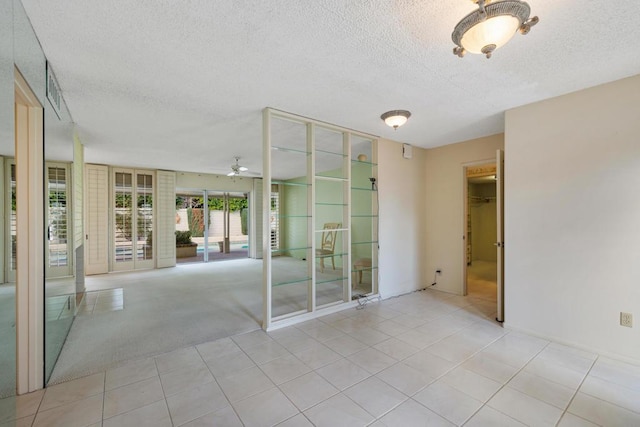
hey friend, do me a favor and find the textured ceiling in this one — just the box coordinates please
[21,0,640,176]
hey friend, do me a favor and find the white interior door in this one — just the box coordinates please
[496,149,505,322]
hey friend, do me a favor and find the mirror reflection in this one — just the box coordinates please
[9,0,80,388]
[0,0,15,399]
[270,118,310,318]
[43,74,77,384]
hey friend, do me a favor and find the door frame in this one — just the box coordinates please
[15,67,45,393]
[496,149,505,322]
[462,159,496,296]
[173,190,251,263]
[461,153,504,322]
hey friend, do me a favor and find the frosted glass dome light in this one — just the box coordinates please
[381,110,411,130]
[452,0,539,59]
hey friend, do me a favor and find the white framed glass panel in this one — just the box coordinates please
[113,169,154,271]
[264,109,378,329]
[315,126,346,179]
[46,165,71,277]
[136,173,153,263]
[351,136,378,296]
[114,171,133,267]
[7,162,16,282]
[270,117,311,320]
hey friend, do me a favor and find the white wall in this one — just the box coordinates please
[470,183,497,262]
[377,139,428,297]
[505,74,640,362]
[423,135,504,295]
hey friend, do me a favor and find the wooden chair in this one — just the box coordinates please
[353,258,372,287]
[316,223,341,272]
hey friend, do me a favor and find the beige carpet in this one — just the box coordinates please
[49,257,363,385]
[49,260,264,385]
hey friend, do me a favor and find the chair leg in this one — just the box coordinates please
[358,270,363,284]
[331,255,336,270]
[319,257,325,273]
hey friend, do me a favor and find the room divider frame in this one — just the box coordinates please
[262,108,379,330]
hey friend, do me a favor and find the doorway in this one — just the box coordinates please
[466,170,497,301]
[463,152,504,322]
[175,190,249,264]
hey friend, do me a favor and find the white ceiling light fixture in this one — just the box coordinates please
[452,0,539,59]
[227,156,249,176]
[381,110,411,130]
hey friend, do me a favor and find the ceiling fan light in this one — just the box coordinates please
[381,110,411,129]
[228,156,249,176]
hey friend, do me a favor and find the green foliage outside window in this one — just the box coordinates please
[177,195,248,236]
[175,230,193,245]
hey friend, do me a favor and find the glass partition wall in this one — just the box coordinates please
[268,117,311,318]
[263,109,377,329]
[351,136,378,296]
[314,127,348,308]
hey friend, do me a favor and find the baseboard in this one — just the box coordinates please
[503,323,640,367]
[264,297,378,332]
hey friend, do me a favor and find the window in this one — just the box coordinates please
[113,169,154,270]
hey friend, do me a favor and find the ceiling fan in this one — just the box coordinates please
[227,156,249,176]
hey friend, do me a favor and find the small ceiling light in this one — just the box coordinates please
[381,110,411,130]
[452,0,538,59]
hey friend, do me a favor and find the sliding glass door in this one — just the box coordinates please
[175,191,250,264]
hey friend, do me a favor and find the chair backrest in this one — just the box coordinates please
[321,223,341,252]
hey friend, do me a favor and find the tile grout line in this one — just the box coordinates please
[152,356,175,427]
[195,340,253,426]
[401,321,515,425]
[270,298,504,425]
[375,298,495,420]
[555,355,601,426]
[101,371,106,425]
[572,366,640,416]
[459,338,552,426]
[247,338,312,424]
[269,323,400,424]
[30,388,46,426]
[26,290,507,426]
[562,353,640,424]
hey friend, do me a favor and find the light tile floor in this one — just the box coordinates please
[1,289,639,426]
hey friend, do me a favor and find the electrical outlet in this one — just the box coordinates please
[620,312,633,328]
